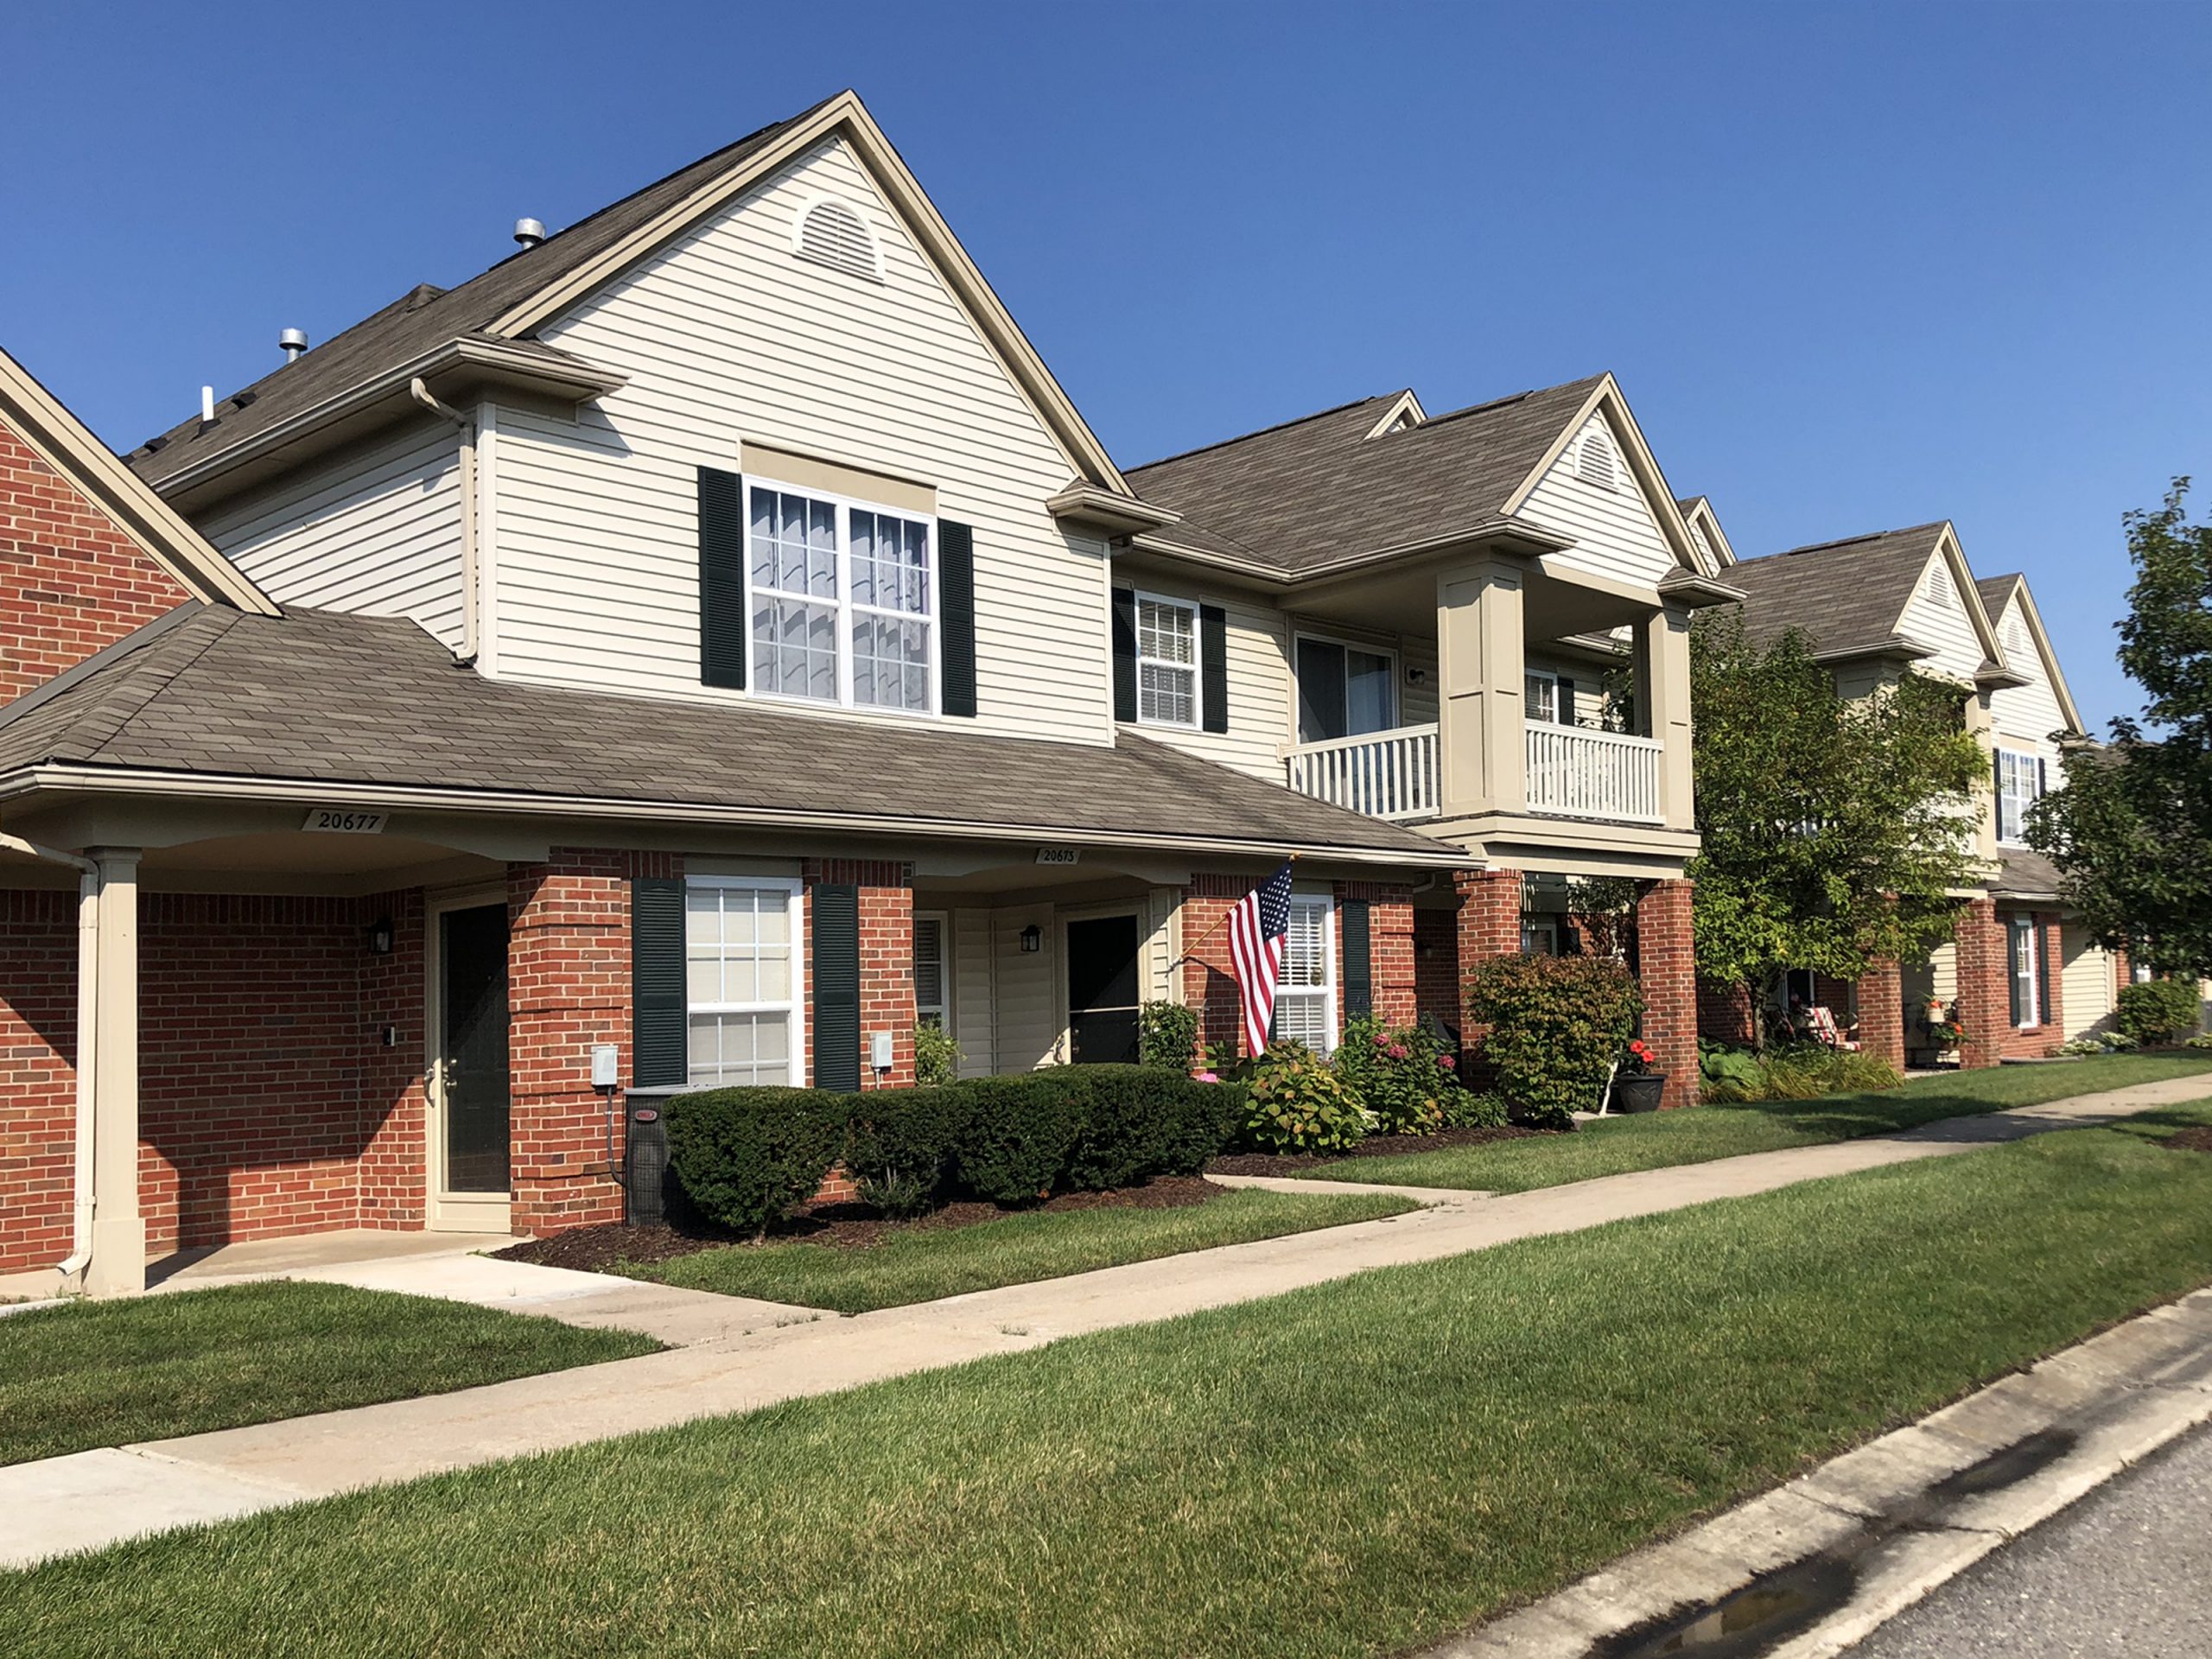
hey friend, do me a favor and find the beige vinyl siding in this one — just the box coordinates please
[990,904,1061,1070]
[950,906,997,1077]
[1517,411,1676,589]
[2061,927,2115,1042]
[1121,583,1292,780]
[1988,597,2069,759]
[495,135,1110,744]
[1902,940,1959,1023]
[1896,553,1985,684]
[198,423,464,648]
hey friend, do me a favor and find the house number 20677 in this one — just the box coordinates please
[302,809,388,834]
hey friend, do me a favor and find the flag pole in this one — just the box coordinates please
[1166,853,1297,972]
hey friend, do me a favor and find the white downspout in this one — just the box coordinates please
[409,378,479,665]
[0,834,100,1289]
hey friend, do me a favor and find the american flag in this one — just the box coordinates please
[1229,861,1296,1057]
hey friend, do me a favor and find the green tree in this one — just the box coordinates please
[2029,480,2212,976]
[1688,613,1986,1043]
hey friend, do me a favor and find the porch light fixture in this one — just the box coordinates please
[1020,925,1042,954]
[366,917,395,957]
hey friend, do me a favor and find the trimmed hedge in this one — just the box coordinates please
[1468,955,1643,1129]
[668,1066,1248,1225]
[664,1087,849,1240]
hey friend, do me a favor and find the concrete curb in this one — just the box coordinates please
[1422,1285,2212,1657]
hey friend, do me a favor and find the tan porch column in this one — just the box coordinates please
[1636,603,1696,830]
[84,848,143,1297]
[1964,693,1998,863]
[1437,558,1526,817]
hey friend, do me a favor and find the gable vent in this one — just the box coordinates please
[2008,616,2030,656]
[1577,430,1618,490]
[1926,567,1954,608]
[793,196,882,283]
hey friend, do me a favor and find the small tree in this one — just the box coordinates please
[2030,481,2212,978]
[1689,613,1986,1044]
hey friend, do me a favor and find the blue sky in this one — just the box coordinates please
[7,1,2206,729]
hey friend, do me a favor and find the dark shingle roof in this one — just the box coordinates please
[1975,573,2024,616]
[1124,377,1605,576]
[127,101,830,488]
[1992,847,2064,902]
[1725,524,1949,656]
[0,607,1459,861]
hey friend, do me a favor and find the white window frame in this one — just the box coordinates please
[1294,631,1399,741]
[1521,919,1559,957]
[1996,747,2040,846]
[1134,589,1202,730]
[1274,893,1338,1056]
[1524,669,1560,724]
[683,874,808,1088]
[746,477,940,719]
[913,908,951,1033]
[2011,915,2042,1029]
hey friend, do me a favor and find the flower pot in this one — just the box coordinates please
[1613,1074,1666,1113]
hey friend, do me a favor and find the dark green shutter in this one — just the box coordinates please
[1199,603,1229,733]
[699,467,747,690]
[1341,899,1373,1019]
[939,519,976,716]
[1558,677,1576,727]
[1111,588,1138,723]
[2037,755,2048,798]
[631,876,687,1088]
[2035,919,2050,1026]
[1993,749,2005,835]
[2008,918,2026,1027]
[812,883,861,1092]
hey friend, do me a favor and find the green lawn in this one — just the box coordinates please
[627,1186,1419,1313]
[1327,1052,2212,1192]
[0,1281,657,1467]
[11,1103,2212,1658]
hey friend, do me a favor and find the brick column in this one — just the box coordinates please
[1634,878,1698,1109]
[1855,957,1905,1071]
[1334,880,1417,1030]
[1953,897,2008,1070]
[357,889,428,1231]
[1454,868,1522,1064]
[507,849,658,1236]
[1183,874,1259,1057]
[803,859,917,1091]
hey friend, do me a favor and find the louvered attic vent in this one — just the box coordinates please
[1577,432,1617,489]
[1927,568,1954,607]
[793,197,882,282]
[2009,618,2030,655]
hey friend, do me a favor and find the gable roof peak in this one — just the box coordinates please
[1127,391,1402,473]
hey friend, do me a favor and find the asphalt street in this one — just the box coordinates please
[1847,1420,2212,1657]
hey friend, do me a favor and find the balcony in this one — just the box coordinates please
[1283,724,1440,822]
[1523,720,1662,823]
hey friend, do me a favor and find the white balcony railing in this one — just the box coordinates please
[1524,720,1663,823]
[1285,724,1440,822]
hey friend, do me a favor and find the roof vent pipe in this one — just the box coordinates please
[278,327,308,363]
[199,385,215,426]
[513,218,546,249]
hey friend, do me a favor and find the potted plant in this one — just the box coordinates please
[1922,997,1967,1064]
[1611,1038,1667,1113]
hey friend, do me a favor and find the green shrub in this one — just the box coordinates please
[1239,1042,1368,1154]
[1333,1014,1466,1136]
[1136,1001,1200,1071]
[1468,956,1643,1129]
[913,1022,962,1088]
[2057,1029,2140,1057]
[1440,1090,1509,1130]
[1697,1039,1901,1102]
[2189,1033,2212,1051]
[1064,1065,1243,1189]
[666,1087,850,1241]
[1698,1041,1767,1103]
[846,1085,970,1217]
[952,1071,1088,1204]
[2116,978,2202,1045]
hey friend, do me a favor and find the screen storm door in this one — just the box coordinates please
[1066,915,1142,1065]
[436,903,512,1201]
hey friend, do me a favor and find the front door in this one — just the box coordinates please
[431,901,511,1229]
[1066,915,1141,1065]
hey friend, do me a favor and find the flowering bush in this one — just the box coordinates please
[1618,1037,1660,1077]
[1239,1042,1368,1154]
[1333,1014,1467,1136]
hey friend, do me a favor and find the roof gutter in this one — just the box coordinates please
[0,766,1473,870]
[0,833,101,1292]
[408,379,480,665]
[1124,517,1575,588]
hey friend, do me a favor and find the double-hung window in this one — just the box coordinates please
[1995,748,2041,844]
[1135,594,1199,728]
[749,482,935,713]
[1524,671,1560,723]
[913,911,950,1031]
[685,877,806,1087]
[2009,915,2042,1028]
[1274,894,1338,1054]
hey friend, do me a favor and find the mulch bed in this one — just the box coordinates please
[2168,1126,2212,1156]
[1205,1123,1550,1179]
[491,1174,1225,1274]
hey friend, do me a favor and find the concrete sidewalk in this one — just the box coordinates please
[3,1071,2206,1570]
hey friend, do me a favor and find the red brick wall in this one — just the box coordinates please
[1634,878,1698,1109]
[1855,957,1905,1071]
[1698,977,1756,1046]
[506,850,671,1236]
[358,889,427,1230]
[1994,907,2066,1059]
[0,888,76,1271]
[1182,873,1258,1057]
[1954,897,2009,1069]
[0,416,193,706]
[1414,909,1459,1029]
[1454,868,1521,1041]
[801,860,914,1204]
[1334,880,1417,1029]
